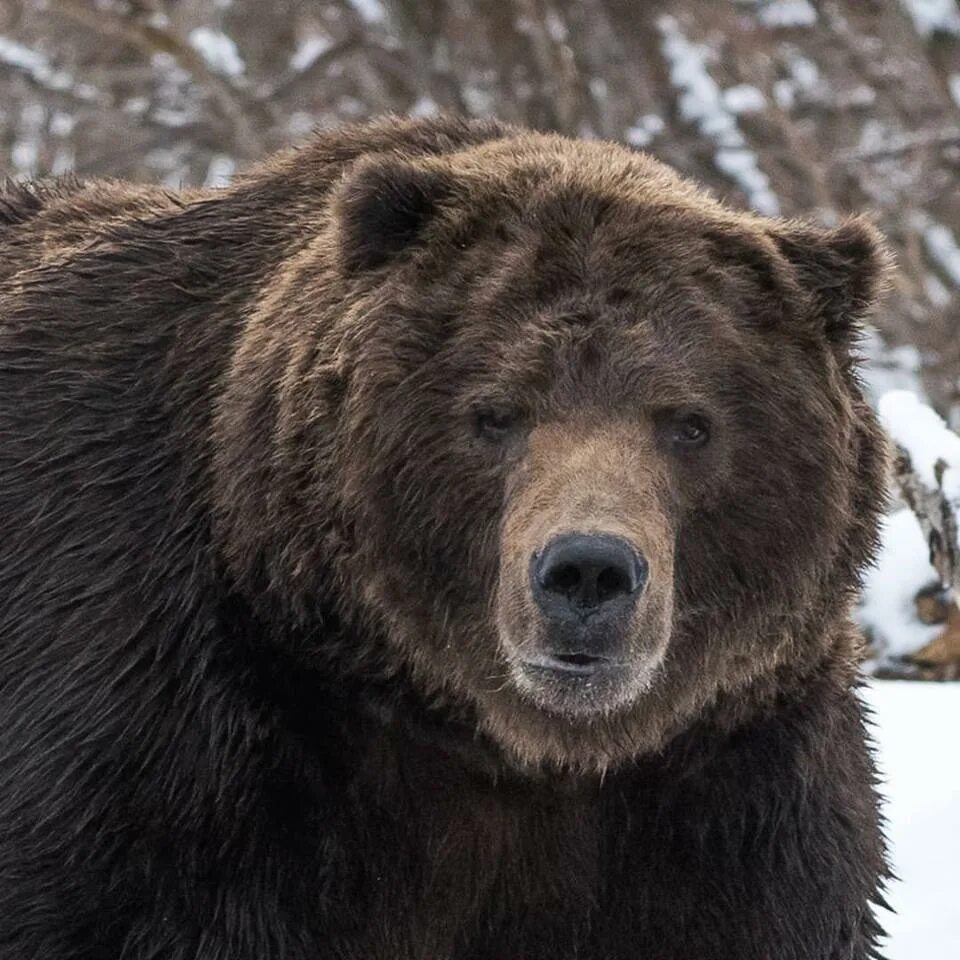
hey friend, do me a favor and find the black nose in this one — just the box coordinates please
[532,533,647,622]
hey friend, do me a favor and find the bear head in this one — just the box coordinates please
[215,123,891,774]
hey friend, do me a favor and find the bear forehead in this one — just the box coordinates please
[417,137,780,286]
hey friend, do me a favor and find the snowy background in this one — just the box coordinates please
[1,0,959,955]
[868,682,960,958]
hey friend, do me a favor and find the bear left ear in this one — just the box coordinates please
[335,156,455,273]
[769,217,892,345]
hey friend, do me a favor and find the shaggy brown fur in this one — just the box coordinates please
[0,115,891,959]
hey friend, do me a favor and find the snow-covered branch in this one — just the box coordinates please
[880,390,960,598]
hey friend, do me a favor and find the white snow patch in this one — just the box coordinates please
[722,84,767,114]
[900,0,960,36]
[545,10,568,42]
[287,111,315,137]
[657,15,780,215]
[151,106,197,128]
[858,509,942,659]
[713,149,780,215]
[863,681,960,959]
[204,154,236,188]
[462,83,495,115]
[0,35,96,99]
[772,79,796,110]
[913,213,960,287]
[290,34,331,72]
[409,96,438,118]
[348,0,386,24]
[188,27,245,79]
[859,327,926,405]
[0,35,49,77]
[842,84,878,108]
[589,77,608,100]
[625,113,665,148]
[757,0,818,28]
[857,118,893,157]
[787,50,820,89]
[123,97,149,116]
[925,273,952,307]
[150,49,200,127]
[11,102,45,177]
[48,111,75,174]
[11,139,38,177]
[50,145,74,176]
[880,390,960,490]
[773,49,821,109]
[949,73,960,108]
[49,111,74,138]
[146,145,192,188]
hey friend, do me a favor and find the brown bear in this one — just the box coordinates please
[0,115,891,960]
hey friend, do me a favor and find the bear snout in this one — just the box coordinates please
[529,532,647,668]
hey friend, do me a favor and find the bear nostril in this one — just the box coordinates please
[544,563,581,596]
[597,565,629,603]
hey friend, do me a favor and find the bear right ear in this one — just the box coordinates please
[768,217,893,346]
[335,157,455,273]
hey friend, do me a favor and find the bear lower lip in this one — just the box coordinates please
[520,652,623,676]
[509,649,662,718]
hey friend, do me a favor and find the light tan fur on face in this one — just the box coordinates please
[496,421,675,715]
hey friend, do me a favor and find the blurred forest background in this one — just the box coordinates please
[3,0,960,416]
[3,0,960,675]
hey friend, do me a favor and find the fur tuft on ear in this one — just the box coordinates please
[335,157,454,273]
[770,217,893,344]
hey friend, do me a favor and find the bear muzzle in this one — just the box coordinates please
[528,531,647,670]
[497,530,667,718]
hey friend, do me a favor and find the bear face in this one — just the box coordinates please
[215,131,890,774]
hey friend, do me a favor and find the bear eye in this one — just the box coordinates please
[474,407,517,442]
[669,412,711,449]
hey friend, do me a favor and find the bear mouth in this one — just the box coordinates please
[519,651,625,676]
[510,650,658,718]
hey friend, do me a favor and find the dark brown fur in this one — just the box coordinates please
[0,115,891,959]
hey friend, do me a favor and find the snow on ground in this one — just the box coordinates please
[863,680,960,959]
[859,509,942,660]
[857,390,960,665]
[857,389,960,953]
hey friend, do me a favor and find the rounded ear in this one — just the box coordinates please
[334,156,454,273]
[769,217,893,344]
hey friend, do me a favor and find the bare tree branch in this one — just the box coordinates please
[48,0,265,158]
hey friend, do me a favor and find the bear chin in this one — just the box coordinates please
[508,651,664,719]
